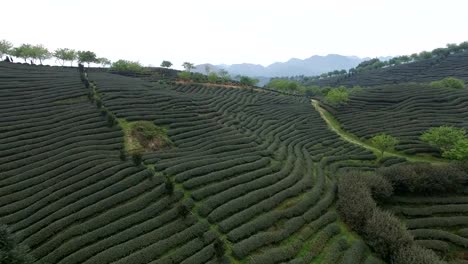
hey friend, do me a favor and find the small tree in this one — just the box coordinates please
[31,44,51,64]
[12,44,33,63]
[370,133,399,159]
[0,39,13,59]
[77,50,98,67]
[182,62,195,72]
[54,48,77,66]
[160,60,172,68]
[421,126,466,153]
[97,57,111,67]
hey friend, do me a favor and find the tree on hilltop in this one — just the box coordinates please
[0,39,13,59]
[160,60,172,68]
[54,48,77,66]
[31,44,51,64]
[97,57,111,67]
[182,62,195,72]
[12,44,33,63]
[77,50,98,67]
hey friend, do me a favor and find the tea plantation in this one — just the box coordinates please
[0,61,467,263]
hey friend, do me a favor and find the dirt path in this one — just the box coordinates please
[311,99,446,164]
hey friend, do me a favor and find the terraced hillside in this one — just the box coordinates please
[0,62,390,263]
[387,194,468,260]
[324,83,468,155]
[308,51,468,87]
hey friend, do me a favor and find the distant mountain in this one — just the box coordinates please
[194,54,378,78]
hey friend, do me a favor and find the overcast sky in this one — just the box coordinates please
[1,0,467,69]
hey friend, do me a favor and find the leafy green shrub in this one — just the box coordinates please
[111,59,143,73]
[325,87,349,105]
[430,77,465,89]
[421,125,465,152]
[443,138,468,160]
[421,125,468,160]
[177,71,191,80]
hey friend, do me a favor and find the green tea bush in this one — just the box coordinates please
[430,77,465,89]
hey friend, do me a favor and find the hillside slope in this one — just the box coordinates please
[323,83,468,155]
[1,62,385,264]
[308,51,468,87]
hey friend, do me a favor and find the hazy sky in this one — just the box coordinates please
[1,0,467,69]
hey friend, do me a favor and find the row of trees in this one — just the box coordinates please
[0,39,111,67]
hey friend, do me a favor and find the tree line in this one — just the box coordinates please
[0,40,111,67]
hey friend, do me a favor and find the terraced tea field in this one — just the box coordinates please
[308,51,468,87]
[324,83,468,156]
[387,194,468,260]
[1,62,467,263]
[0,62,385,263]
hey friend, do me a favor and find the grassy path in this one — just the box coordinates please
[311,99,447,164]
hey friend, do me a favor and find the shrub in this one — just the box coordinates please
[178,71,191,80]
[363,210,413,259]
[420,125,466,153]
[111,59,143,73]
[325,87,349,105]
[337,172,379,231]
[443,138,468,160]
[430,77,465,89]
[378,163,467,194]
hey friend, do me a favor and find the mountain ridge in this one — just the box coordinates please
[194,54,389,78]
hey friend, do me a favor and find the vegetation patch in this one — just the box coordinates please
[119,119,173,154]
[430,77,465,89]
